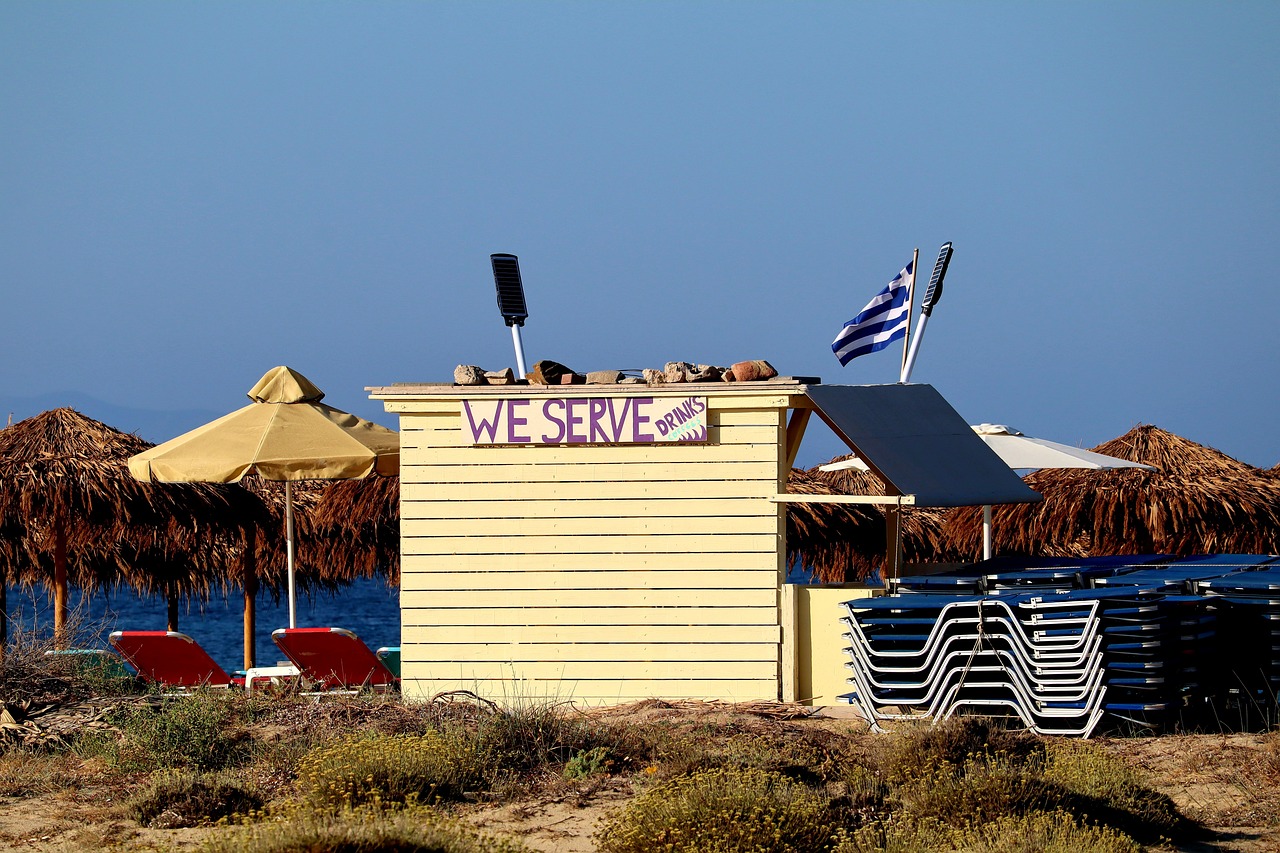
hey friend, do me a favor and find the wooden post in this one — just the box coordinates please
[243,527,257,670]
[53,516,68,649]
[784,408,812,470]
[780,582,798,703]
[166,585,179,632]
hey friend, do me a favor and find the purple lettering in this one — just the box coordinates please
[606,398,632,442]
[507,399,531,443]
[462,401,503,444]
[632,398,654,442]
[565,398,586,443]
[588,399,609,443]
[541,399,566,443]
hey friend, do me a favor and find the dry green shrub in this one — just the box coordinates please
[475,699,620,772]
[837,763,892,827]
[196,801,528,853]
[563,745,612,779]
[636,723,865,789]
[953,810,1142,853]
[1261,728,1280,778]
[838,810,1140,853]
[883,717,1044,787]
[295,730,487,808]
[102,693,249,772]
[1043,739,1188,841]
[876,733,1191,846]
[595,765,849,853]
[128,771,264,828]
[835,817,954,853]
[894,755,1063,826]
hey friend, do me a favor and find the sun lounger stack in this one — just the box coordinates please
[1193,563,1280,727]
[890,555,1167,596]
[838,583,1237,735]
[985,555,1169,593]
[1081,587,1213,729]
[1090,555,1279,725]
[838,591,1111,736]
[843,554,1280,735]
[1093,554,1275,594]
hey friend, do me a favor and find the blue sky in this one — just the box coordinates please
[3,2,1277,469]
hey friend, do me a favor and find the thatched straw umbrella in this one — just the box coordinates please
[0,408,269,646]
[784,469,885,582]
[310,474,400,582]
[805,455,956,576]
[941,424,1280,557]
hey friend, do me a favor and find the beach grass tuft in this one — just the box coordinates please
[195,801,529,853]
[596,764,852,853]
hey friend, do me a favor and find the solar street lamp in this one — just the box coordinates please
[490,253,529,378]
[900,242,953,383]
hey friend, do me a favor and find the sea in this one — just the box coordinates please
[6,576,401,672]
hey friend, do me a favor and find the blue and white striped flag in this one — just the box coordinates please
[831,260,914,366]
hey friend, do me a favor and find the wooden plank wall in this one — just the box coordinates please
[396,393,789,704]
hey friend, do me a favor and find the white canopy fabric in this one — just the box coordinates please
[971,424,1153,560]
[823,425,1153,475]
[970,424,1154,473]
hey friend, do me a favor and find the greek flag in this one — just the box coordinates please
[831,260,913,366]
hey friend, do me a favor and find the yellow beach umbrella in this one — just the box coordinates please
[129,366,399,650]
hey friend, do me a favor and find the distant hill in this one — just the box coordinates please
[0,392,223,444]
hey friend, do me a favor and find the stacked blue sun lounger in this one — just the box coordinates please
[890,555,1168,595]
[1193,565,1280,726]
[840,591,1113,735]
[842,554,1280,735]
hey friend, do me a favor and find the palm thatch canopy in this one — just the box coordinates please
[804,455,955,575]
[310,474,400,582]
[0,408,272,639]
[237,474,360,593]
[784,469,885,583]
[942,424,1280,558]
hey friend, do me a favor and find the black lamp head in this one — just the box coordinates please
[490,253,529,327]
[920,242,953,317]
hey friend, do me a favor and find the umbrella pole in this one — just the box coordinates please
[982,505,993,561]
[884,505,903,588]
[286,480,296,629]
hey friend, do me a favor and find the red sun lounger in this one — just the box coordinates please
[271,627,397,692]
[108,630,244,689]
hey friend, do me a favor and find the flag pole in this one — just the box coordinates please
[899,247,918,382]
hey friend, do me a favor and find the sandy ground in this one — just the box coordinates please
[0,706,1276,852]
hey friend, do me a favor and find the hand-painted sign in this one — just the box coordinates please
[462,396,707,445]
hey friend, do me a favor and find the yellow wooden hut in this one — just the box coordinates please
[371,377,1036,705]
